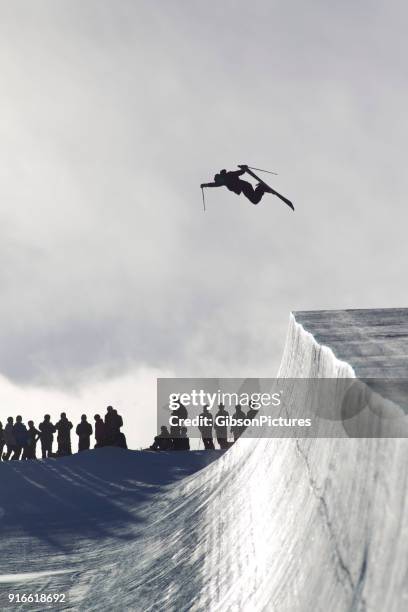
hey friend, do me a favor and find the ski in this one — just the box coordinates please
[239,165,294,211]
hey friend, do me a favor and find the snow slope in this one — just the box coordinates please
[1,309,408,611]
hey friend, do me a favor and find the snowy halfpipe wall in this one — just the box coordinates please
[1,308,407,611]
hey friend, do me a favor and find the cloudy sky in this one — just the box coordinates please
[1,1,407,447]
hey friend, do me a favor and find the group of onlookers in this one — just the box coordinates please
[151,402,252,451]
[0,406,126,461]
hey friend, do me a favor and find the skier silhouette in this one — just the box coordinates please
[200,164,294,209]
[201,166,270,205]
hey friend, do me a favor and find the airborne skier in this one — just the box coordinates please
[200,164,294,210]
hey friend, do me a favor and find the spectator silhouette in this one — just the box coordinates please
[55,412,73,456]
[104,406,115,445]
[0,421,4,459]
[112,409,125,445]
[178,426,190,451]
[1,410,131,458]
[215,403,229,449]
[246,401,258,421]
[23,421,40,460]
[94,414,106,448]
[231,404,246,442]
[3,417,16,460]
[76,415,93,452]
[170,400,188,450]
[39,415,56,459]
[13,416,29,460]
[150,425,173,451]
[198,405,215,449]
[104,406,126,447]
[175,400,188,420]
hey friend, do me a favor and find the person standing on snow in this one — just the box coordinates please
[23,421,41,460]
[12,416,29,460]
[214,404,229,449]
[39,415,56,459]
[76,415,93,452]
[55,412,73,456]
[198,405,215,450]
[3,417,16,460]
[94,414,106,448]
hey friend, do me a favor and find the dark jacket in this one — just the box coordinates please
[13,422,29,446]
[39,421,56,442]
[95,420,106,441]
[215,408,229,436]
[56,418,73,439]
[27,427,40,447]
[76,422,93,439]
[112,412,123,432]
[198,411,213,438]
